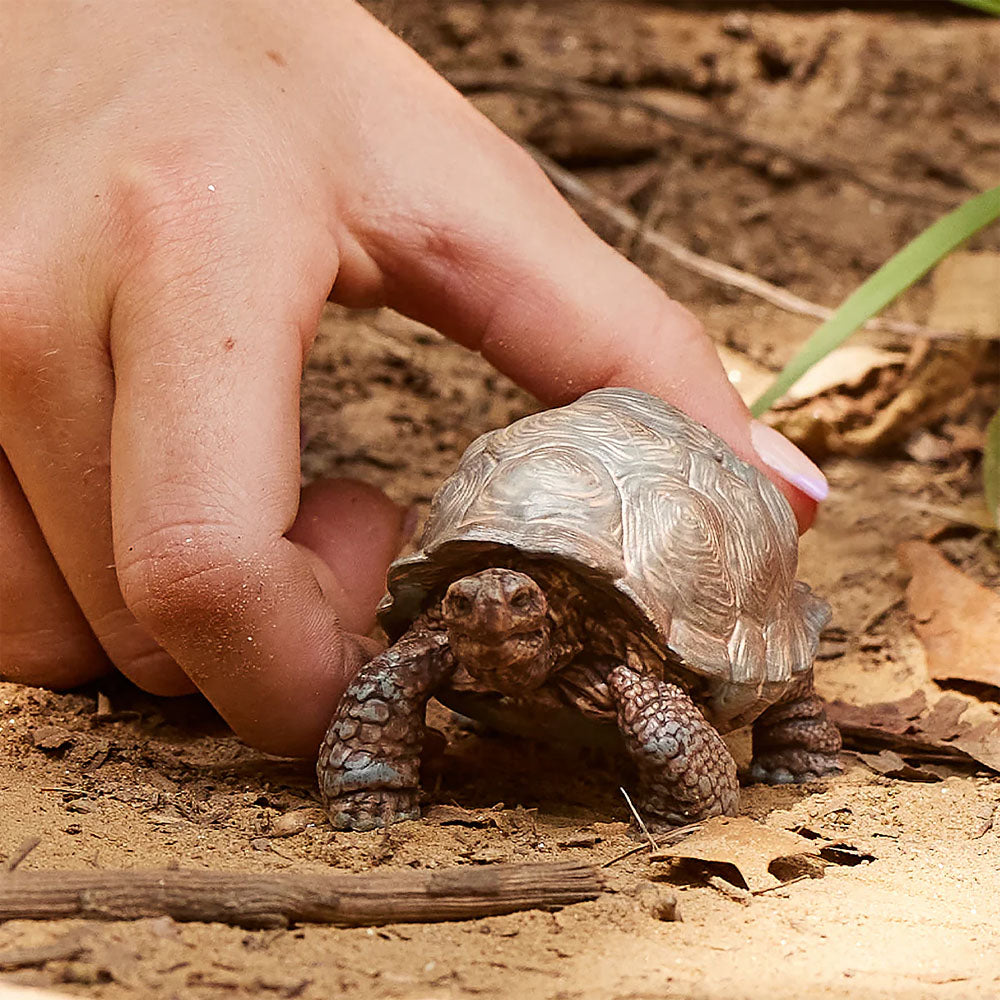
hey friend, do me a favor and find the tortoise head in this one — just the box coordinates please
[441,568,553,694]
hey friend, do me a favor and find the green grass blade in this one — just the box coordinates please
[985,407,1000,529]
[948,0,1000,14]
[751,185,1000,416]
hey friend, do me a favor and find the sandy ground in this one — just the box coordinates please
[2,3,999,999]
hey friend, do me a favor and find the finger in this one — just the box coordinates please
[368,168,820,529]
[0,308,195,696]
[0,450,110,688]
[108,206,391,757]
[325,9,824,529]
[286,479,414,636]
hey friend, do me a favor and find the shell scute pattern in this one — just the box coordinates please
[383,388,828,692]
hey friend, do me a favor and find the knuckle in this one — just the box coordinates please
[107,150,236,290]
[112,148,218,240]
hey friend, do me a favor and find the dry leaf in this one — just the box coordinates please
[827,694,1000,775]
[826,690,927,736]
[771,340,987,458]
[767,255,999,459]
[950,723,1000,773]
[650,816,825,893]
[927,252,1000,339]
[899,540,1000,690]
[855,749,943,783]
[424,805,496,828]
[919,695,970,741]
[424,804,537,836]
[780,344,904,402]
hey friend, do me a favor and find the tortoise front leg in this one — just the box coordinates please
[608,665,739,827]
[317,630,453,831]
[749,670,842,784]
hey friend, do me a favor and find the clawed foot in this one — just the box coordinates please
[750,680,842,786]
[327,788,420,832]
[748,750,842,785]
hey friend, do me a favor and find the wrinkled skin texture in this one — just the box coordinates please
[1,0,821,757]
[749,671,843,784]
[608,666,739,826]
[441,569,553,693]
[319,567,841,831]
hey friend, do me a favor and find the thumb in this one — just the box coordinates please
[287,478,414,636]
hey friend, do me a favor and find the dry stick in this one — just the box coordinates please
[619,787,657,852]
[5,838,42,873]
[0,862,602,930]
[450,70,963,210]
[601,821,703,869]
[529,147,966,342]
[752,873,812,896]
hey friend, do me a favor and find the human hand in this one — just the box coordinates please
[0,0,826,756]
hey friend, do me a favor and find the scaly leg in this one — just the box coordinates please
[749,670,842,784]
[317,630,453,831]
[608,665,739,827]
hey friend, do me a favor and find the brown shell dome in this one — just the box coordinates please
[379,388,829,694]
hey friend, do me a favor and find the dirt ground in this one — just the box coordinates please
[2,3,999,999]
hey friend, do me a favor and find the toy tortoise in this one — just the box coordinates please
[317,388,841,831]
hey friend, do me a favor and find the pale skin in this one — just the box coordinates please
[0,0,827,758]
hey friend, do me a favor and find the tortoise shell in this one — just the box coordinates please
[379,388,829,717]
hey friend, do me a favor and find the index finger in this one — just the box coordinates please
[107,205,387,756]
[369,160,824,528]
[325,10,826,527]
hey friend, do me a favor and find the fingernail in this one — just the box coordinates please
[400,505,421,545]
[749,420,829,502]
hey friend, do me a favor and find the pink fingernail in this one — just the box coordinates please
[749,420,829,502]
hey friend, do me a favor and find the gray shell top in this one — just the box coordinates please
[378,388,830,727]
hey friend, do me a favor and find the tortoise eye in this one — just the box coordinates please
[510,591,533,612]
[447,595,472,616]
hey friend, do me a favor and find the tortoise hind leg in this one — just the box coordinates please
[317,630,453,831]
[749,670,842,784]
[608,665,739,828]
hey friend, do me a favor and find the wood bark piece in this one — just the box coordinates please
[0,862,602,930]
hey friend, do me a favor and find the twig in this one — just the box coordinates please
[450,70,965,210]
[752,873,812,895]
[623,158,671,264]
[5,837,42,872]
[707,875,752,904]
[601,821,703,869]
[619,787,657,851]
[530,147,967,341]
[0,862,603,930]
